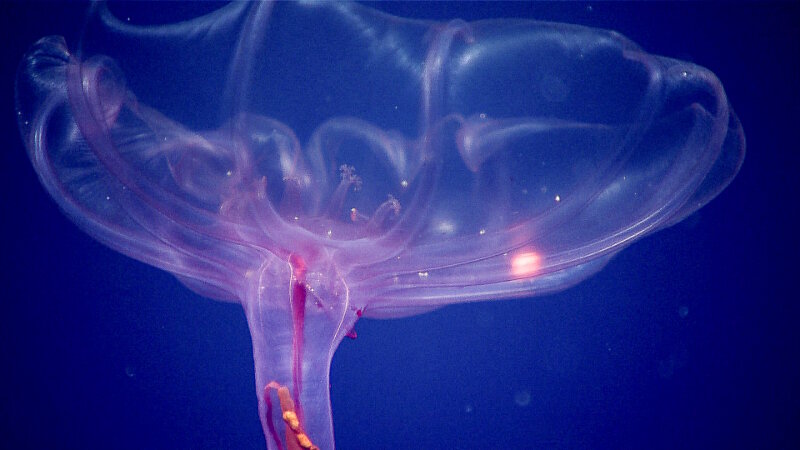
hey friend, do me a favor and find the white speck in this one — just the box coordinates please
[436,221,455,234]
[479,229,486,235]
[400,180,408,188]
[514,389,531,407]
[105,196,110,200]
[479,113,487,119]
[417,271,429,278]
[294,216,299,221]
[226,170,232,177]
[327,229,332,237]
[554,195,561,202]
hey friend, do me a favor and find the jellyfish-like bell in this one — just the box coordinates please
[16,2,743,449]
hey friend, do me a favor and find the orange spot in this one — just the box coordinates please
[511,251,541,277]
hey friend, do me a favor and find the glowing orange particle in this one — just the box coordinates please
[511,251,541,277]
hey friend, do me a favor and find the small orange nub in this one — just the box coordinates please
[282,411,301,430]
[296,433,314,449]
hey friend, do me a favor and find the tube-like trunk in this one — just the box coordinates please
[243,257,357,450]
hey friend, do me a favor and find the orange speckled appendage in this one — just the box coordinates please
[267,383,319,450]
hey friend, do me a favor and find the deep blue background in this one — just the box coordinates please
[1,2,797,449]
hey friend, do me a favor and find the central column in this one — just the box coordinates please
[242,255,357,450]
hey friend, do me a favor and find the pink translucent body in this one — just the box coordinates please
[16,2,744,449]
